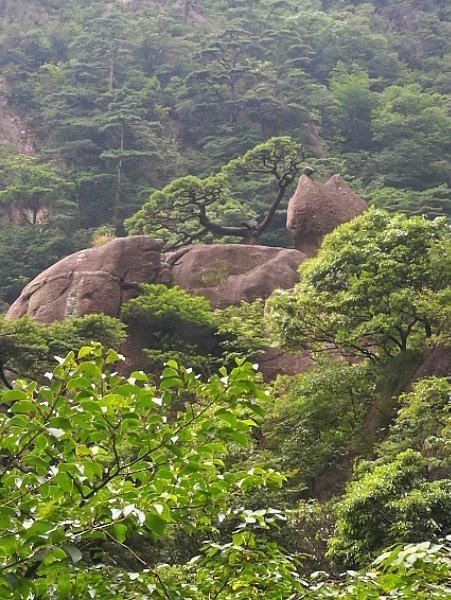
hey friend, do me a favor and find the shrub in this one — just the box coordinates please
[328,377,451,567]
[262,359,375,494]
[0,344,297,598]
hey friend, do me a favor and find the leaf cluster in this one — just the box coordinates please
[268,209,450,361]
[0,344,289,597]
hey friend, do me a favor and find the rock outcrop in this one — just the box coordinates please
[287,173,367,255]
[6,175,367,378]
[168,244,305,308]
[256,348,314,381]
[6,236,162,322]
[0,78,35,154]
[413,345,450,380]
[7,237,307,379]
[8,239,306,322]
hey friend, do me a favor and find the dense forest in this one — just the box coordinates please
[0,0,450,304]
[0,0,449,598]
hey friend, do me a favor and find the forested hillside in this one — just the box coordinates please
[0,0,450,304]
[0,1,450,598]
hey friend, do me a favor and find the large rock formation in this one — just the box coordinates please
[167,244,305,308]
[7,237,307,379]
[287,173,367,255]
[6,236,163,322]
[6,175,368,378]
[7,239,305,322]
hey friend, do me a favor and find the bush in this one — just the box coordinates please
[0,314,125,386]
[328,377,451,567]
[0,344,296,598]
[262,359,375,494]
[122,284,223,371]
[123,284,257,373]
[377,376,450,466]
[305,540,451,599]
[91,224,116,247]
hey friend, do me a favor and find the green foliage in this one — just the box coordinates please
[179,529,303,599]
[0,314,125,384]
[125,136,304,248]
[330,69,379,151]
[0,0,449,296]
[123,284,214,329]
[263,359,376,494]
[0,225,86,308]
[328,377,451,567]
[377,376,450,466]
[123,284,262,373]
[200,264,230,286]
[125,173,233,248]
[0,2,450,594]
[370,84,451,189]
[0,151,76,226]
[368,185,451,221]
[329,450,450,567]
[304,541,451,599]
[0,344,293,597]
[122,284,230,372]
[268,209,450,360]
[0,148,83,307]
[91,224,116,247]
[214,299,267,360]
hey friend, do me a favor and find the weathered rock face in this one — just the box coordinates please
[257,348,314,381]
[7,237,307,379]
[287,174,367,256]
[6,236,162,323]
[8,239,306,322]
[168,244,305,308]
[0,78,35,155]
[413,345,450,381]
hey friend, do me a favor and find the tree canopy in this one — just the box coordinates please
[125,136,304,248]
[0,0,449,300]
[268,209,450,360]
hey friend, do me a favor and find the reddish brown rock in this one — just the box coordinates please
[169,244,306,308]
[287,174,367,256]
[256,348,314,381]
[413,345,450,381]
[6,236,162,323]
[7,237,309,379]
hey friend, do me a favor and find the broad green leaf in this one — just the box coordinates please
[10,400,35,413]
[2,389,27,402]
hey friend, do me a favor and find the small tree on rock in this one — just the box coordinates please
[125,136,304,249]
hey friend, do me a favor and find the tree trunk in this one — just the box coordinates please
[228,76,235,127]
[243,233,259,245]
[32,194,39,225]
[113,119,124,233]
[109,46,117,91]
